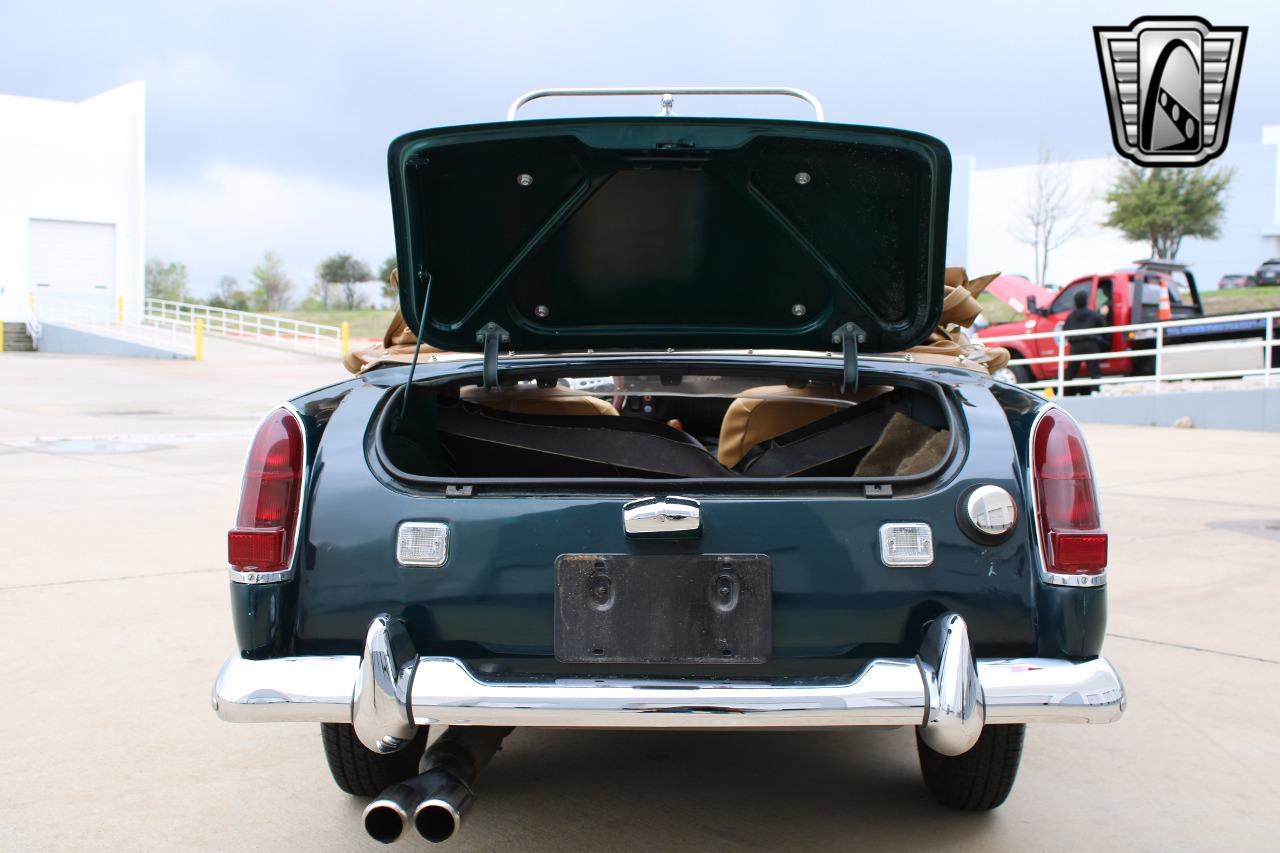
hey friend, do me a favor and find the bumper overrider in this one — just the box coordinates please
[212,612,1124,757]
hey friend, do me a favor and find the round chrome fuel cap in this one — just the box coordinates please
[964,485,1018,538]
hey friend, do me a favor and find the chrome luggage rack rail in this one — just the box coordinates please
[507,86,825,121]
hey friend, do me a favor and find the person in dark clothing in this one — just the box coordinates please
[1062,291,1108,395]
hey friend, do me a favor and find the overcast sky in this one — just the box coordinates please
[2,1,1276,298]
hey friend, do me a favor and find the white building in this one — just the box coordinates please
[0,82,145,323]
[951,126,1280,290]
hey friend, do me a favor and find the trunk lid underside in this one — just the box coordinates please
[389,118,951,354]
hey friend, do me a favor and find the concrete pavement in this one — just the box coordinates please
[1,349,1277,851]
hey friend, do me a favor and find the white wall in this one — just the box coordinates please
[958,126,1280,291]
[0,82,145,322]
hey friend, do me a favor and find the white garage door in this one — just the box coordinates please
[29,219,117,310]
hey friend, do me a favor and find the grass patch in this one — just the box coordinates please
[272,309,396,338]
[1200,286,1280,316]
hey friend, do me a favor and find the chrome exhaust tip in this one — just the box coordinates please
[363,774,441,844]
[365,726,511,844]
[362,795,411,844]
[414,791,466,843]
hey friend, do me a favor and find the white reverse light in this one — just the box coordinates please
[964,485,1018,538]
[396,522,450,567]
[879,523,934,567]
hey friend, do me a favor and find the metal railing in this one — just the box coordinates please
[33,295,197,356]
[21,301,41,343]
[977,309,1280,396]
[143,299,344,357]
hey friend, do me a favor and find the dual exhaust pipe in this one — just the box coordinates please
[363,726,510,844]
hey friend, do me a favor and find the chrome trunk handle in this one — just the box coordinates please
[507,86,825,121]
[623,496,702,537]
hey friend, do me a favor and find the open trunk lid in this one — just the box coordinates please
[388,118,951,354]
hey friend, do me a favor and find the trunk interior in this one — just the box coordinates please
[377,368,956,483]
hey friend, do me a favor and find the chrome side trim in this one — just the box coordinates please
[351,615,419,753]
[1027,403,1108,588]
[916,614,985,755]
[228,401,309,585]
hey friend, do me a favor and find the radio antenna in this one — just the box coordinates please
[399,271,432,423]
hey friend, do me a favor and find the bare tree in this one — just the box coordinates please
[1012,144,1086,285]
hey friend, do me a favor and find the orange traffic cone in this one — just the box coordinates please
[1157,282,1172,321]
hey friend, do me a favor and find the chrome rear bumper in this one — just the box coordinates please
[212,613,1125,757]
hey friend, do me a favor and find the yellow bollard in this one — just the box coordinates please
[195,318,205,362]
[117,295,125,324]
[0,322,5,354]
[341,320,350,356]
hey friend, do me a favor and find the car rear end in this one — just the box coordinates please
[211,102,1124,840]
[213,360,1122,803]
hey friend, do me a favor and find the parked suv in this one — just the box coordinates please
[1256,258,1280,286]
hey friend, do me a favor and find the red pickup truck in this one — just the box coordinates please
[977,261,1279,384]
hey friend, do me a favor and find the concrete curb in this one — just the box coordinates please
[1058,386,1280,431]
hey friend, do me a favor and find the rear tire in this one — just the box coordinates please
[916,723,1025,811]
[321,723,429,797]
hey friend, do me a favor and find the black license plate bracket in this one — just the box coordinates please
[554,553,772,664]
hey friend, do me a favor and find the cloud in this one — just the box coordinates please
[4,0,1277,298]
[147,162,392,298]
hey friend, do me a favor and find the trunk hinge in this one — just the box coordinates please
[832,322,867,394]
[476,322,511,389]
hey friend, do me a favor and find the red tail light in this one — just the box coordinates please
[229,408,304,575]
[1032,407,1107,582]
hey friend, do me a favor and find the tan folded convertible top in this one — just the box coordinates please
[343,268,1010,376]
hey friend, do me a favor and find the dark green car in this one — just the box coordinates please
[212,96,1123,844]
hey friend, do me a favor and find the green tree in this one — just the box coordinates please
[250,251,294,311]
[317,253,373,310]
[144,258,190,302]
[378,256,398,303]
[1102,165,1234,259]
